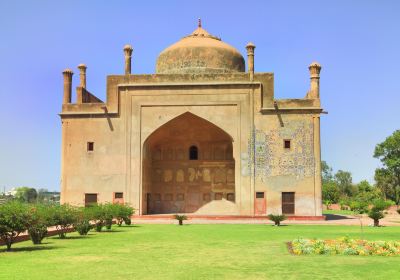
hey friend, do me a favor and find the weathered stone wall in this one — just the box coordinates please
[253,113,321,216]
[60,72,322,216]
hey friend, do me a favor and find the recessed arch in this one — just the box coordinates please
[144,112,234,147]
[142,111,235,214]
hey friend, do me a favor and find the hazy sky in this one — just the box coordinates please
[0,1,399,191]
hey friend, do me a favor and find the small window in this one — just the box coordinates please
[282,192,295,215]
[189,146,198,160]
[284,140,291,149]
[114,192,123,199]
[256,192,264,199]
[87,142,94,152]
[214,193,223,200]
[85,193,97,207]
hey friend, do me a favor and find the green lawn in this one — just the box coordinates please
[323,209,355,215]
[1,224,399,280]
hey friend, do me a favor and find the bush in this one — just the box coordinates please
[104,203,115,230]
[74,207,92,235]
[339,199,350,210]
[74,219,92,235]
[123,216,131,225]
[397,208,400,215]
[88,204,114,232]
[90,203,135,230]
[174,214,187,225]
[368,210,384,227]
[323,199,332,210]
[0,201,31,251]
[368,199,391,227]
[268,214,286,226]
[87,204,105,232]
[52,204,77,238]
[113,204,135,226]
[28,204,53,244]
[349,200,369,214]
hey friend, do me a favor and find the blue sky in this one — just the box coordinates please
[0,0,399,191]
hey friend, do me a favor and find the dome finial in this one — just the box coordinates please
[198,18,202,28]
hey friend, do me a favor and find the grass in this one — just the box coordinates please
[0,224,399,279]
[323,209,355,215]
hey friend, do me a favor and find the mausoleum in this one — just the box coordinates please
[60,20,324,218]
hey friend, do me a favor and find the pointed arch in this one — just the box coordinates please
[142,111,235,214]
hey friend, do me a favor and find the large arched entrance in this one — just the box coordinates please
[142,112,235,214]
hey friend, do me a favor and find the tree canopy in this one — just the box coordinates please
[374,130,400,204]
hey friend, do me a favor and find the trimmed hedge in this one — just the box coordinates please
[0,201,135,251]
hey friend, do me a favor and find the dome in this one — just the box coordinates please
[156,20,245,74]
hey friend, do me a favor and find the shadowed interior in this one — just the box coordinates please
[142,112,235,214]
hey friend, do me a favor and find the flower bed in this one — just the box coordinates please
[290,237,400,256]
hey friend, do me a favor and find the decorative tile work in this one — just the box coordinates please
[247,120,314,181]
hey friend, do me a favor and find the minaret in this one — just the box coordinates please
[78,64,87,88]
[246,42,255,81]
[308,62,322,99]
[62,69,73,104]
[124,44,133,75]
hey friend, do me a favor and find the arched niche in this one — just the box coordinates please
[142,112,235,214]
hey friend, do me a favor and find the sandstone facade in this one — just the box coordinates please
[60,21,323,217]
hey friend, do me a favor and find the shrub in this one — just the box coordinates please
[74,207,92,235]
[27,204,53,244]
[0,201,31,251]
[268,214,286,226]
[113,204,135,226]
[88,204,113,232]
[88,204,105,232]
[52,204,77,238]
[339,199,350,210]
[348,200,369,214]
[74,219,92,235]
[368,210,384,227]
[123,216,132,225]
[104,203,116,230]
[174,214,187,225]
[323,199,332,210]
[397,208,400,215]
[368,199,391,227]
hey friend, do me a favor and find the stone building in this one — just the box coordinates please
[60,21,324,218]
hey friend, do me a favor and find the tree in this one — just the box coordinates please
[355,180,382,202]
[334,170,353,197]
[375,168,398,203]
[374,130,400,205]
[322,181,340,204]
[74,207,93,235]
[88,204,107,232]
[368,199,392,227]
[52,204,77,238]
[0,201,31,251]
[28,204,53,244]
[15,187,37,203]
[321,161,333,184]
